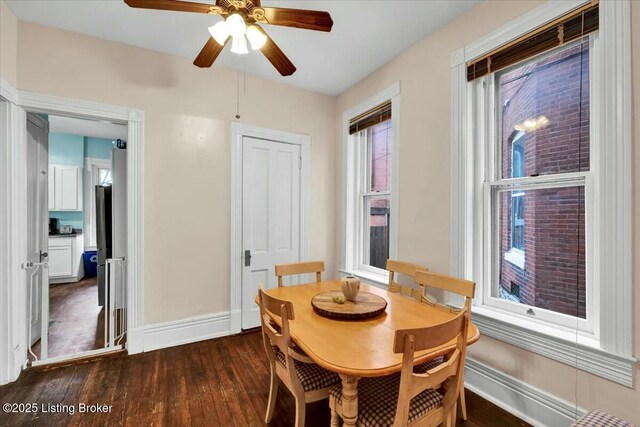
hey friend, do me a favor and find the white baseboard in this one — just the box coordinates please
[465,357,586,427]
[141,311,232,353]
[229,309,242,335]
[126,327,144,355]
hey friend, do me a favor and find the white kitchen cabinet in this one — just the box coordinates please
[48,234,85,284]
[49,165,82,211]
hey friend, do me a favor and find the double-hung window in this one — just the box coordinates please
[452,0,635,386]
[488,40,592,331]
[360,122,392,271]
[341,84,399,282]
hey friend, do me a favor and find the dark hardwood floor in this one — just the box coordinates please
[2,331,530,427]
[30,277,104,360]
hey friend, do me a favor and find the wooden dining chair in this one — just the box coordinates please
[329,308,470,427]
[414,270,476,422]
[258,288,340,427]
[275,261,325,287]
[386,259,429,301]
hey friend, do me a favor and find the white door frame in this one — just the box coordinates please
[0,78,145,385]
[0,81,27,385]
[229,122,310,334]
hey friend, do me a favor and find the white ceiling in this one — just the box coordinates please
[6,0,479,96]
[49,115,128,140]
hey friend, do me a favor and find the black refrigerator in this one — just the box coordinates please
[96,185,112,307]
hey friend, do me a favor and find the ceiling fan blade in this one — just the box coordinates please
[262,7,333,32]
[124,0,213,14]
[260,31,297,76]
[193,37,227,68]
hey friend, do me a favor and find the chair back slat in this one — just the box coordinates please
[392,310,466,353]
[386,260,427,277]
[261,312,287,348]
[414,270,475,299]
[275,261,325,287]
[259,287,295,320]
[407,350,460,397]
[386,259,428,301]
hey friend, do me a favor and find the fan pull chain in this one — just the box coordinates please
[235,69,241,120]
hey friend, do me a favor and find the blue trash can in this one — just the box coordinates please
[83,250,98,277]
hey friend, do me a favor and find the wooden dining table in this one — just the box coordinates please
[261,279,480,427]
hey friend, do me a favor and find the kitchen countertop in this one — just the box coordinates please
[49,233,83,238]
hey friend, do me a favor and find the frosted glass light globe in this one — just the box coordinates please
[246,25,267,50]
[230,35,249,55]
[208,21,229,46]
[226,13,247,38]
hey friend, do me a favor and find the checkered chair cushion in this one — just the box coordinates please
[329,373,443,427]
[274,347,340,392]
[571,410,634,427]
[413,356,445,374]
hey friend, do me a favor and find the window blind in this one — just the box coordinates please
[466,2,598,82]
[349,101,391,135]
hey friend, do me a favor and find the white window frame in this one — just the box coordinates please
[340,83,400,286]
[450,0,636,386]
[509,131,525,253]
[480,41,595,334]
[358,126,392,274]
[505,130,526,269]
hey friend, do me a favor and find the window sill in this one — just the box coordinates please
[504,249,525,269]
[338,268,388,290]
[471,305,637,387]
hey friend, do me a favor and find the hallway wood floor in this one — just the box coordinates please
[30,277,104,360]
[1,331,530,427]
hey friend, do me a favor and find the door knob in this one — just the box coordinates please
[244,250,251,267]
[40,251,48,262]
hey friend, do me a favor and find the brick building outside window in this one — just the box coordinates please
[497,41,589,319]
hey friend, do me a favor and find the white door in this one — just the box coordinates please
[26,113,49,356]
[241,137,301,329]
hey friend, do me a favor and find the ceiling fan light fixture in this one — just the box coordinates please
[226,13,247,38]
[230,35,249,55]
[208,21,230,46]
[246,25,267,50]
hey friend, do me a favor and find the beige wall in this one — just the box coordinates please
[335,0,639,423]
[0,0,18,86]
[15,21,337,324]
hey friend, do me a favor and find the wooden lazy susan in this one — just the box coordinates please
[311,291,387,320]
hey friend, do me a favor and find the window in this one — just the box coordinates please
[341,83,399,282]
[361,122,391,270]
[489,41,591,330]
[452,0,635,386]
[99,168,112,186]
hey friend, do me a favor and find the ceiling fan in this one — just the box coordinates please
[124,0,334,76]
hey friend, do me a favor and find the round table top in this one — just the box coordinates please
[311,291,387,320]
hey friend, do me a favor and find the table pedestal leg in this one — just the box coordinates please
[339,374,359,426]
